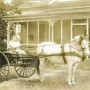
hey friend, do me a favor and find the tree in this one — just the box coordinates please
[0,0,30,50]
[0,0,8,51]
[11,0,30,14]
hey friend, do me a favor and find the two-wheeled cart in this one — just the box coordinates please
[0,51,38,80]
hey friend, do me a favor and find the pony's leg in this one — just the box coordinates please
[39,58,45,82]
[71,63,78,85]
[67,61,73,86]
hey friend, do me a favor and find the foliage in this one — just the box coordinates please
[0,0,24,51]
[10,0,29,14]
[0,0,30,51]
[9,23,16,38]
[0,0,7,51]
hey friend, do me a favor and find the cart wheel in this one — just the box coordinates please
[14,59,36,78]
[0,52,9,81]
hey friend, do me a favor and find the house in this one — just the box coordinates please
[3,0,90,51]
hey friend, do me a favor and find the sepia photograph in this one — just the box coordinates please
[0,0,90,90]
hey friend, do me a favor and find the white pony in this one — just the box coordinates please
[36,35,90,85]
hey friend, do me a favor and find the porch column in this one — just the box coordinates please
[26,21,29,46]
[49,20,51,41]
[50,20,54,42]
[71,19,73,40]
[86,18,89,36]
[38,21,39,44]
[7,22,10,49]
[61,20,63,44]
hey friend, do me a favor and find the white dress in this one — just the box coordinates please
[9,40,20,48]
[9,40,26,55]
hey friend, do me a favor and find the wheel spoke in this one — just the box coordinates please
[0,69,7,76]
[19,67,24,75]
[23,67,25,77]
[1,66,8,71]
[14,60,36,78]
[15,66,23,72]
[29,66,35,71]
[25,67,29,77]
[0,52,9,80]
[27,67,31,75]
[0,68,8,71]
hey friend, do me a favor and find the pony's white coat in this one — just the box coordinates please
[36,35,90,85]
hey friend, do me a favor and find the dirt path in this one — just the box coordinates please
[0,65,90,90]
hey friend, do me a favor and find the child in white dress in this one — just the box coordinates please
[9,35,26,55]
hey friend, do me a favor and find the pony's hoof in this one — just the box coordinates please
[68,82,72,86]
[72,82,75,85]
[40,78,44,82]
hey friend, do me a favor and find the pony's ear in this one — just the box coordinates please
[79,35,84,45]
[79,35,88,45]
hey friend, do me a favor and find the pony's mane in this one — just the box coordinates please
[70,35,84,43]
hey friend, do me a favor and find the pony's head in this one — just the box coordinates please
[70,35,84,45]
[78,35,89,60]
[70,35,90,60]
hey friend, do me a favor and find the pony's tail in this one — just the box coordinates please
[36,57,40,75]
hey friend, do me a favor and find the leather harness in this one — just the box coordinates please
[60,44,85,64]
[40,44,85,64]
[61,35,86,64]
[40,36,86,64]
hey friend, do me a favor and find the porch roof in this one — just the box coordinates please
[3,0,90,22]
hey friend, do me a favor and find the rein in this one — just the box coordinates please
[38,52,81,58]
[69,44,82,51]
[39,44,86,64]
[38,48,85,64]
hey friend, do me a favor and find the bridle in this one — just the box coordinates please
[68,35,89,61]
[69,44,82,51]
[68,35,84,51]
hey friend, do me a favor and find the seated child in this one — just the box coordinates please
[9,35,26,55]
